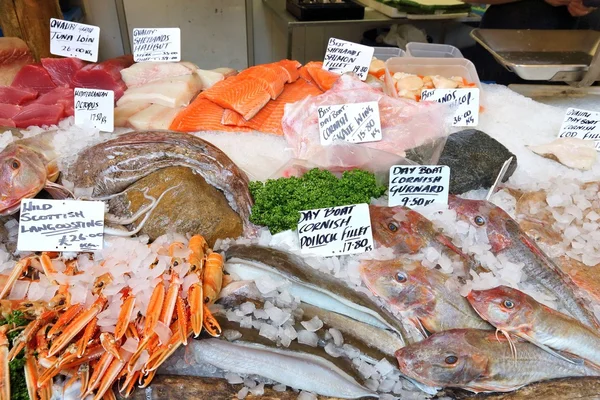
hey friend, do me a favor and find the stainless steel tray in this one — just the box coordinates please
[470,29,600,82]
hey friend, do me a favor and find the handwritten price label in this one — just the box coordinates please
[74,88,114,132]
[133,28,181,62]
[298,204,373,257]
[388,165,450,208]
[323,38,374,81]
[558,108,600,151]
[421,88,479,127]
[318,101,382,145]
[50,19,100,62]
[17,199,105,252]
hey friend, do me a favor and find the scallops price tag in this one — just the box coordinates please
[421,88,479,127]
[17,199,105,252]
[558,108,600,151]
[74,88,114,132]
[49,19,100,62]
[318,101,382,145]
[388,165,450,208]
[323,38,374,81]
[298,204,374,257]
[133,28,181,63]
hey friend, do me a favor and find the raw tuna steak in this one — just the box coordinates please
[41,57,87,87]
[0,119,15,127]
[72,55,133,101]
[12,104,64,128]
[32,87,74,117]
[0,87,37,105]
[11,64,57,94]
[0,38,34,86]
[0,104,21,119]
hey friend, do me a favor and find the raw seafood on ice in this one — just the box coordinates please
[71,55,134,101]
[0,37,34,86]
[528,138,597,171]
[127,104,183,130]
[41,57,87,87]
[11,64,57,94]
[12,103,64,128]
[116,74,203,108]
[119,61,198,87]
[0,87,37,105]
[32,87,75,118]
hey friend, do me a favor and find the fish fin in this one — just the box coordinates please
[44,181,73,200]
[410,317,429,338]
[518,332,582,365]
[46,160,60,182]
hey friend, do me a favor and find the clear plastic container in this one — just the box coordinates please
[373,47,406,61]
[383,57,484,104]
[406,42,464,59]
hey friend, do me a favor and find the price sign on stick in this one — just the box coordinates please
[133,28,181,62]
[323,38,374,81]
[298,204,374,256]
[421,88,480,127]
[50,19,100,62]
[74,88,114,132]
[318,101,382,145]
[17,199,105,252]
[389,165,450,208]
[558,108,600,150]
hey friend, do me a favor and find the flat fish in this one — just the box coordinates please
[62,130,254,231]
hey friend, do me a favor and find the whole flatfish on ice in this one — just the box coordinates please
[61,130,254,230]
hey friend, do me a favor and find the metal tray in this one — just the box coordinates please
[470,29,600,81]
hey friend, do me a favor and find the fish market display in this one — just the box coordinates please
[395,329,600,392]
[0,37,34,86]
[0,234,225,399]
[360,259,492,334]
[119,61,199,87]
[71,55,133,101]
[384,70,477,101]
[467,285,600,368]
[282,74,449,160]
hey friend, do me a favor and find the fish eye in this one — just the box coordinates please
[10,160,20,170]
[445,355,458,365]
[388,222,398,232]
[474,216,485,226]
[395,272,407,283]
[503,299,514,309]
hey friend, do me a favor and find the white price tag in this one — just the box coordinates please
[421,88,479,127]
[323,38,374,81]
[17,199,105,252]
[558,108,600,151]
[388,165,450,208]
[74,88,114,132]
[50,18,100,62]
[318,101,382,145]
[298,204,374,256]
[133,28,181,62]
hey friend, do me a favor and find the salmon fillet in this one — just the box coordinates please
[202,76,271,120]
[237,64,288,100]
[221,79,322,135]
[169,96,251,133]
[275,59,301,83]
[306,66,339,91]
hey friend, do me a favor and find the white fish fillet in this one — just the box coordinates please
[127,104,182,130]
[212,67,238,78]
[528,138,597,171]
[120,61,198,87]
[114,101,151,127]
[117,74,202,108]
[194,69,224,90]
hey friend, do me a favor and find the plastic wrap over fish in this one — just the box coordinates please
[282,75,451,163]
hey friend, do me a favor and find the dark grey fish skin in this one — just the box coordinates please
[224,244,411,343]
[62,130,253,229]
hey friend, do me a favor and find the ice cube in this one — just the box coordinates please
[359,362,377,379]
[374,358,394,376]
[265,306,291,326]
[237,387,248,399]
[378,379,395,392]
[329,328,344,346]
[300,316,323,332]
[225,372,243,384]
[223,329,242,342]
[297,391,317,400]
[273,384,286,392]
[240,316,253,329]
[259,323,278,342]
[240,302,256,315]
[297,330,318,347]
[324,342,342,358]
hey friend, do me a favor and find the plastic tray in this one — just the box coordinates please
[406,42,464,58]
[383,57,484,104]
[373,46,406,61]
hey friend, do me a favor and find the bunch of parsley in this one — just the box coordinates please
[249,168,386,234]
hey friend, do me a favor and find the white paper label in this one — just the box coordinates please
[17,199,105,252]
[50,18,100,62]
[558,108,600,151]
[318,102,382,145]
[388,165,450,208]
[323,38,374,81]
[421,88,479,127]
[74,88,114,132]
[298,204,373,256]
[133,28,181,62]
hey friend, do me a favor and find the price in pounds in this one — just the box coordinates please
[342,238,372,253]
[398,196,435,208]
[58,232,103,249]
[454,110,475,125]
[90,113,107,124]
